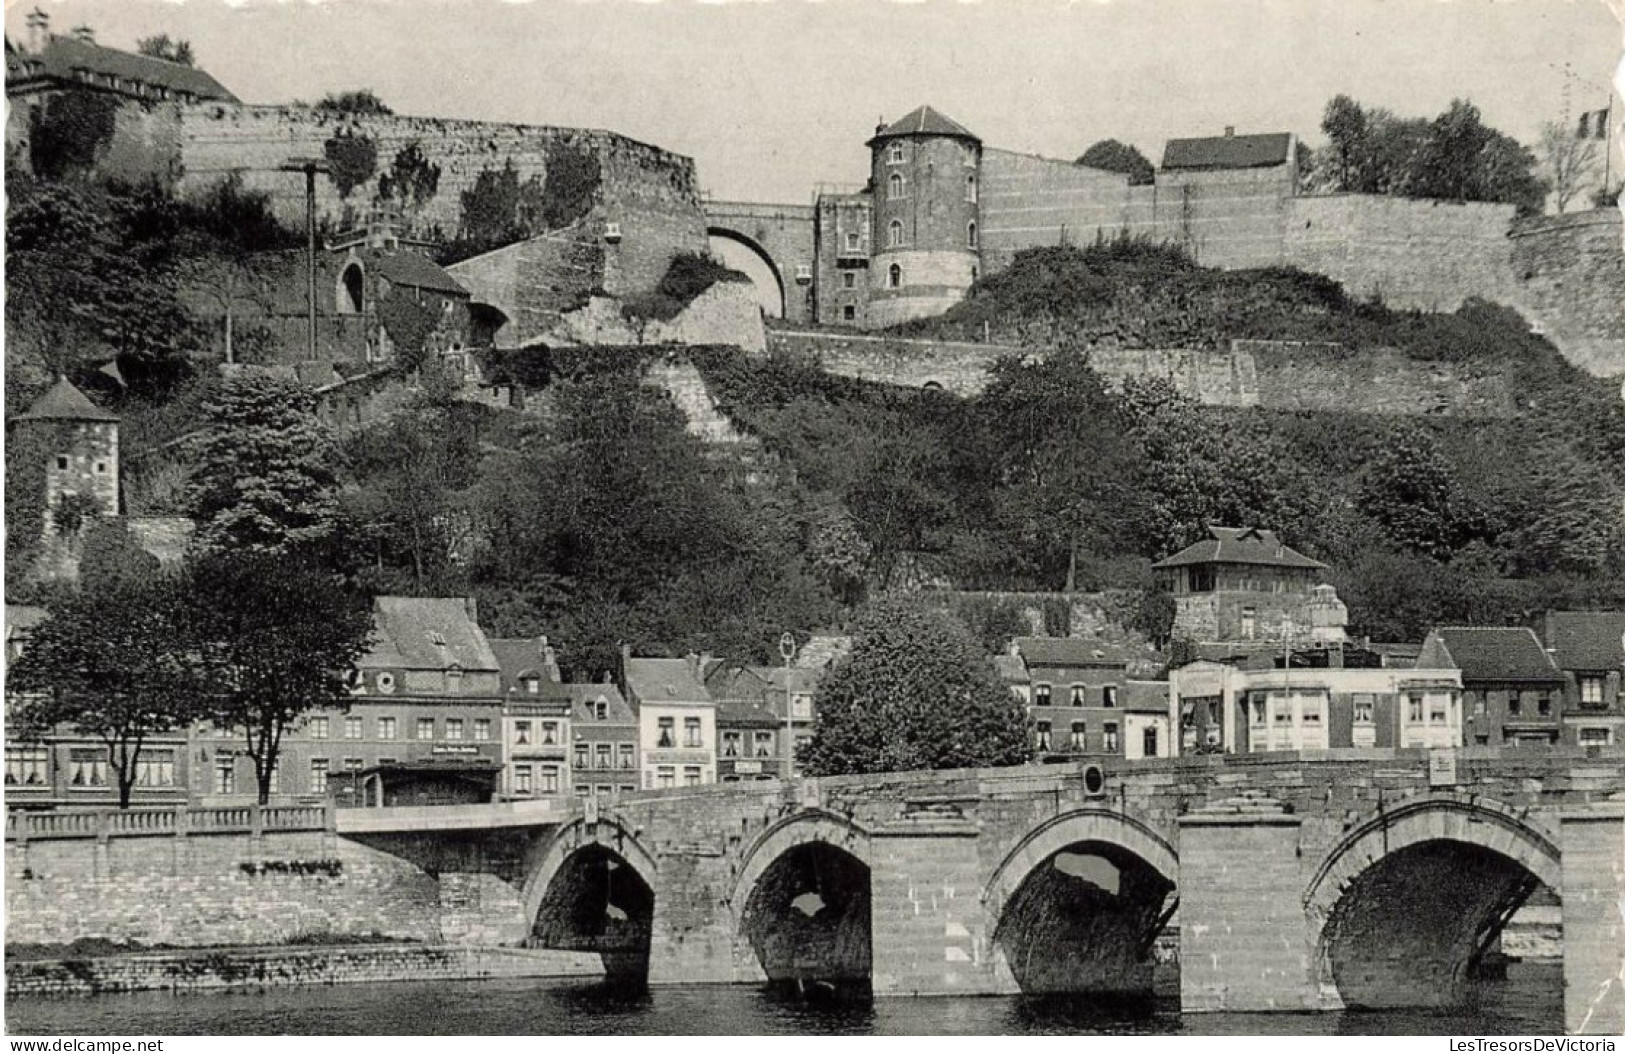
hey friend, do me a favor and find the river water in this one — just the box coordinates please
[5,962,1563,1036]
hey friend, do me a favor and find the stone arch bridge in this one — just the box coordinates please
[340,751,1624,1034]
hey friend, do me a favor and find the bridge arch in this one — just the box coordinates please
[707,226,786,319]
[521,816,661,982]
[729,809,874,995]
[1305,793,1560,1010]
[983,807,1179,998]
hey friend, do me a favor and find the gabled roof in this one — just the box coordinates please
[488,637,568,698]
[1162,132,1292,171]
[12,377,119,423]
[1121,680,1170,713]
[1544,612,1625,672]
[715,701,781,730]
[366,249,469,297]
[1424,627,1563,684]
[9,35,237,102]
[362,597,498,673]
[992,653,1029,684]
[1151,526,1326,571]
[1013,637,1134,669]
[564,683,636,725]
[624,657,713,705]
[868,105,980,144]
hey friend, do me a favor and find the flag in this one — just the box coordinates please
[1579,112,1591,138]
[1592,108,1611,140]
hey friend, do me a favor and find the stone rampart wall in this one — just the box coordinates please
[1509,209,1625,378]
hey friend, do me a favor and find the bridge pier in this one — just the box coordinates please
[1178,797,1317,1012]
[868,813,1009,997]
[1561,803,1625,1036]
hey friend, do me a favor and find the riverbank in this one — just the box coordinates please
[5,943,602,997]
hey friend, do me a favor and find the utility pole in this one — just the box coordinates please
[278,158,330,361]
[779,633,798,781]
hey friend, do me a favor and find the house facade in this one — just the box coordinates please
[491,637,572,800]
[1011,637,1140,761]
[1169,649,1462,755]
[1418,627,1565,748]
[566,682,639,799]
[1541,612,1624,749]
[623,650,717,789]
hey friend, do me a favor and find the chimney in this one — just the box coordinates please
[1224,126,1235,138]
[25,8,50,52]
[685,651,700,677]
[463,596,479,628]
[70,24,94,45]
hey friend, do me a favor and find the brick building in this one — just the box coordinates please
[565,682,639,800]
[1418,627,1565,748]
[490,636,571,800]
[1008,637,1143,761]
[1542,611,1625,749]
[704,661,821,778]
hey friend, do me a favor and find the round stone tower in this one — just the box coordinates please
[866,105,982,327]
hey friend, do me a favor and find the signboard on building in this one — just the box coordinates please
[734,761,762,775]
[431,746,480,756]
[1428,748,1458,787]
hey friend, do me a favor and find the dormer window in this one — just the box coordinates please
[522,675,541,695]
[595,699,609,721]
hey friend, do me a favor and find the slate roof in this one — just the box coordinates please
[1152,526,1326,571]
[12,377,119,423]
[1544,612,1625,672]
[1121,680,1170,714]
[868,105,980,144]
[367,249,469,297]
[624,657,713,705]
[8,35,237,102]
[1013,637,1135,668]
[1162,132,1293,171]
[1425,627,1563,684]
[564,683,637,725]
[992,653,1030,684]
[488,637,569,698]
[715,701,781,730]
[362,597,498,673]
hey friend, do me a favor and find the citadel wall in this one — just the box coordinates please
[1508,209,1625,379]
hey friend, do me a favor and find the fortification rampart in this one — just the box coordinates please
[1509,208,1625,378]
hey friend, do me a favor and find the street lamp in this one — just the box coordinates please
[778,632,798,781]
[277,157,331,362]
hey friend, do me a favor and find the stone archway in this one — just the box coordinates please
[729,810,874,995]
[983,808,1180,997]
[1304,793,1560,1010]
[708,227,786,318]
[522,817,660,982]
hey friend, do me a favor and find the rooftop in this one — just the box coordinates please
[361,597,498,674]
[12,376,119,424]
[1543,611,1625,672]
[488,637,568,699]
[1424,627,1563,684]
[1152,526,1326,572]
[1162,131,1293,171]
[7,33,237,102]
[715,701,781,729]
[868,105,980,145]
[1012,637,1136,669]
[564,683,636,725]
[624,656,713,705]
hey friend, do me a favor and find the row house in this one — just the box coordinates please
[1418,628,1565,748]
[623,650,717,789]
[1542,611,1625,750]
[997,638,1172,761]
[1169,645,1463,755]
[705,661,824,779]
[566,683,640,799]
[250,596,507,808]
[490,637,572,800]
[4,605,193,810]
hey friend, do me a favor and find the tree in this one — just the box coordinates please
[1354,423,1466,561]
[314,90,394,117]
[1538,120,1599,214]
[136,35,194,66]
[1321,94,1369,191]
[799,596,1032,776]
[7,576,202,808]
[1076,139,1155,185]
[185,369,342,557]
[184,553,375,805]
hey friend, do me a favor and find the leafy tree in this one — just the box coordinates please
[1076,139,1155,185]
[136,35,195,66]
[28,91,120,179]
[800,596,1032,776]
[442,161,549,262]
[315,90,394,117]
[7,576,203,808]
[1131,588,1177,649]
[324,130,379,199]
[541,142,603,229]
[185,370,342,557]
[1321,94,1369,191]
[183,553,375,805]
[1538,120,1599,214]
[1354,423,1466,561]
[377,141,442,211]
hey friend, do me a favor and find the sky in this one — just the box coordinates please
[6,0,1622,203]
